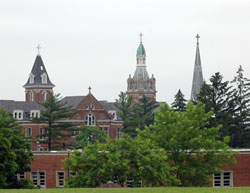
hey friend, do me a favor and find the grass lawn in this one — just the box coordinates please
[1,187,250,193]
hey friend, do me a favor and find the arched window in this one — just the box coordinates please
[85,114,95,126]
[30,91,34,102]
[42,91,47,101]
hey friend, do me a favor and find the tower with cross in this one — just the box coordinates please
[191,34,204,102]
[23,45,55,102]
[127,33,156,102]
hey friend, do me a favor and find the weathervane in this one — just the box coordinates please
[196,34,200,45]
[139,32,143,43]
[36,44,41,55]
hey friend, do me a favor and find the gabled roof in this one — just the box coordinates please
[23,55,55,89]
[61,96,86,109]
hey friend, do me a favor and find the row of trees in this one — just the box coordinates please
[64,102,236,187]
[172,66,250,148]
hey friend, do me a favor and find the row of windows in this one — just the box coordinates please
[29,91,47,102]
[29,73,48,84]
[13,110,40,120]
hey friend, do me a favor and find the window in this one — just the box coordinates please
[25,127,32,137]
[29,73,35,84]
[39,128,44,140]
[104,127,109,137]
[30,110,40,119]
[214,171,233,187]
[117,128,121,139]
[13,110,23,120]
[85,114,95,125]
[17,172,25,180]
[31,171,46,188]
[42,91,47,101]
[30,91,34,102]
[56,171,65,187]
[41,73,47,84]
[108,110,117,120]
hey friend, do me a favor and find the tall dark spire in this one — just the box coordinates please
[191,34,204,102]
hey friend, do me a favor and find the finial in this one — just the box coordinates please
[195,34,200,45]
[88,86,92,94]
[36,44,41,55]
[139,32,143,44]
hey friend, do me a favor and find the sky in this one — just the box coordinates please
[0,0,250,104]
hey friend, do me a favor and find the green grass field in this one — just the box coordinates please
[1,187,250,193]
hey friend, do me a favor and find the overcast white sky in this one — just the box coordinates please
[0,0,250,104]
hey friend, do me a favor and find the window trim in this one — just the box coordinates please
[213,170,233,187]
[56,171,65,188]
[31,170,46,188]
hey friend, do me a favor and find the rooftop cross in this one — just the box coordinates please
[196,34,200,45]
[88,86,92,94]
[36,44,41,55]
[139,32,143,43]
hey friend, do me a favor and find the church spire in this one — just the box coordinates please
[191,34,204,102]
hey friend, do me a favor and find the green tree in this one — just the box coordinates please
[64,135,176,187]
[33,93,76,151]
[0,109,33,188]
[75,126,107,149]
[230,65,250,147]
[114,92,133,134]
[197,72,234,141]
[171,89,187,112]
[142,102,236,186]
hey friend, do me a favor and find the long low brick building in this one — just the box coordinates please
[15,149,250,188]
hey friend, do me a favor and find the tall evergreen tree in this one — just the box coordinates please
[171,89,187,112]
[230,65,250,147]
[197,72,234,141]
[33,93,76,151]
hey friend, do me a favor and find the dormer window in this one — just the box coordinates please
[108,110,117,120]
[29,73,35,84]
[13,110,23,120]
[30,110,40,119]
[41,73,47,84]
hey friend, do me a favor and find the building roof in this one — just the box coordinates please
[136,43,146,57]
[23,55,55,89]
[61,96,86,109]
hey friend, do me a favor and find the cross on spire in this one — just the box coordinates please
[36,44,41,55]
[88,86,92,94]
[139,32,143,43]
[196,34,200,45]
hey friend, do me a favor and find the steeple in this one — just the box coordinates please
[23,47,55,102]
[127,33,156,102]
[191,34,204,102]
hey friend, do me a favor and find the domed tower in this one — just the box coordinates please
[127,33,156,102]
[23,45,55,102]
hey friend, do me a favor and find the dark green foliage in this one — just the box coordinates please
[33,93,76,151]
[171,89,187,112]
[0,109,33,188]
[197,72,234,141]
[64,135,176,187]
[230,66,250,147]
[141,102,236,186]
[75,126,107,149]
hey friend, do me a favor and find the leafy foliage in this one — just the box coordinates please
[33,93,76,151]
[141,102,236,186]
[75,126,107,149]
[0,109,33,188]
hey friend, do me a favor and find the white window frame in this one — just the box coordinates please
[29,73,35,84]
[17,172,25,180]
[31,170,46,188]
[56,171,65,187]
[30,110,40,119]
[42,91,47,101]
[13,110,23,120]
[85,114,95,126]
[108,110,117,120]
[41,73,47,84]
[213,171,233,187]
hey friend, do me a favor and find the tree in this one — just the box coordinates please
[114,92,134,134]
[142,102,236,186]
[171,89,187,112]
[33,93,76,151]
[230,65,250,147]
[75,126,107,149]
[197,72,234,141]
[64,135,176,187]
[0,109,33,188]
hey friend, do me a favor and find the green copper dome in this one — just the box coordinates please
[137,43,146,56]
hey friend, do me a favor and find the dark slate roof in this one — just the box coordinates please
[99,101,122,121]
[23,55,55,88]
[0,100,45,120]
[61,96,86,109]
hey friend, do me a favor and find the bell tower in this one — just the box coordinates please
[23,45,55,102]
